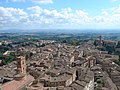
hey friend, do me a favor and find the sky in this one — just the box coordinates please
[0,0,120,30]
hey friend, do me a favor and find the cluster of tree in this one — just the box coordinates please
[0,46,9,53]
[2,52,16,65]
[94,41,118,54]
[0,52,4,60]
[114,60,120,66]
[61,38,80,46]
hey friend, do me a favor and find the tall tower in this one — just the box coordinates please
[14,56,26,80]
[17,56,26,75]
[100,35,102,42]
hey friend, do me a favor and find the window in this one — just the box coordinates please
[22,61,24,64]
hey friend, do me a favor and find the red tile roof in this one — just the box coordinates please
[1,75,34,90]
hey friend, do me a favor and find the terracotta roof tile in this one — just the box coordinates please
[1,75,34,90]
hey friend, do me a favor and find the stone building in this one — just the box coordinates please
[40,68,76,87]
[71,67,94,90]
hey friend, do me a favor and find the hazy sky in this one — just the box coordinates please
[0,0,120,30]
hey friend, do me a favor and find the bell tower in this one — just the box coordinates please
[17,56,26,75]
[15,56,26,80]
